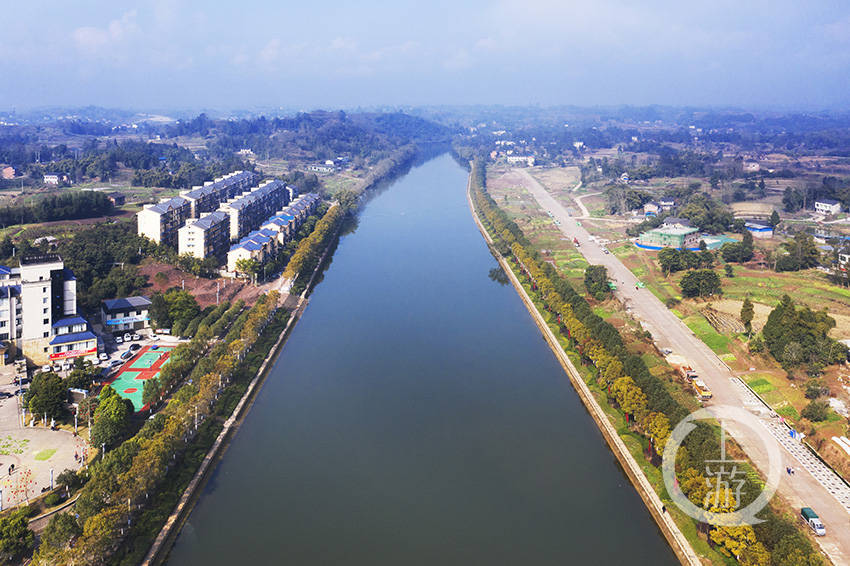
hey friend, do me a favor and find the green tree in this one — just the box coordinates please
[769,209,781,228]
[680,269,722,297]
[724,264,734,278]
[142,375,161,408]
[41,512,81,551]
[740,297,754,334]
[25,372,66,420]
[0,508,34,560]
[335,189,359,212]
[801,400,829,422]
[235,258,261,282]
[657,247,682,275]
[149,292,171,328]
[90,387,132,449]
[584,265,611,301]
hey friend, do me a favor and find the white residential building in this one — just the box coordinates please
[137,196,191,248]
[815,199,842,216]
[178,211,231,260]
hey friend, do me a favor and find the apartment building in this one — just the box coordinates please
[137,196,191,247]
[178,211,231,260]
[228,193,322,273]
[179,170,256,218]
[0,255,91,364]
[226,229,277,273]
[278,192,320,224]
[219,179,290,240]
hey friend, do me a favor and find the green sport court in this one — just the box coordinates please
[105,345,174,411]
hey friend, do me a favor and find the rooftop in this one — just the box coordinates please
[188,210,229,231]
[49,330,96,346]
[148,196,189,215]
[52,315,88,329]
[102,296,152,313]
[20,254,62,266]
[817,198,841,206]
[647,225,698,236]
[182,170,254,200]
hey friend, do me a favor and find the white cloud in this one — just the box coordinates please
[259,38,281,64]
[444,49,472,71]
[72,10,139,52]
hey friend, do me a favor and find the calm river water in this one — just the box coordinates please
[167,154,677,565]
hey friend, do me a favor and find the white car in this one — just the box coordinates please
[62,362,73,372]
[124,333,132,342]
[150,334,159,341]
[52,364,63,372]
[41,364,51,373]
[98,353,109,362]
[132,333,141,341]
[115,336,123,344]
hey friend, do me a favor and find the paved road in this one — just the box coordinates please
[512,168,850,564]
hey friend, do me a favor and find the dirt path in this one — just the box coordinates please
[513,167,850,565]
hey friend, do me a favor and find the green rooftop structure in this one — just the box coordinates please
[637,225,700,250]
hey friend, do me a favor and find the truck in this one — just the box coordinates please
[801,507,826,536]
[693,378,713,400]
[678,365,699,381]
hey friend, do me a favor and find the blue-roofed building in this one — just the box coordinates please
[101,296,152,332]
[49,329,97,363]
[745,220,774,239]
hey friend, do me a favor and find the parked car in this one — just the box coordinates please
[110,360,123,368]
[98,353,109,361]
[41,364,51,373]
[132,333,141,341]
[120,350,134,360]
[123,333,132,342]
[115,336,123,344]
[52,364,63,372]
[62,362,73,372]
[129,343,141,352]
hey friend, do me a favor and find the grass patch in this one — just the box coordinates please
[683,314,730,354]
[776,405,800,420]
[33,449,56,461]
[746,378,774,394]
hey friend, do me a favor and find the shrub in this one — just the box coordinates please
[801,400,829,422]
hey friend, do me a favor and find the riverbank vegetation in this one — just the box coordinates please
[284,205,344,294]
[30,292,282,565]
[469,158,823,566]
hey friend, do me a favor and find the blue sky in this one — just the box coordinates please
[3,0,850,111]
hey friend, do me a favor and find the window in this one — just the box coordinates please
[43,308,47,314]
[42,297,48,304]
[42,286,47,293]
[136,310,141,315]
[43,318,49,325]
[43,332,49,338]
[0,321,5,327]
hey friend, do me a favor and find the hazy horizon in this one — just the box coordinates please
[3,1,850,111]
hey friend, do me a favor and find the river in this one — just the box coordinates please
[166,154,677,565]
